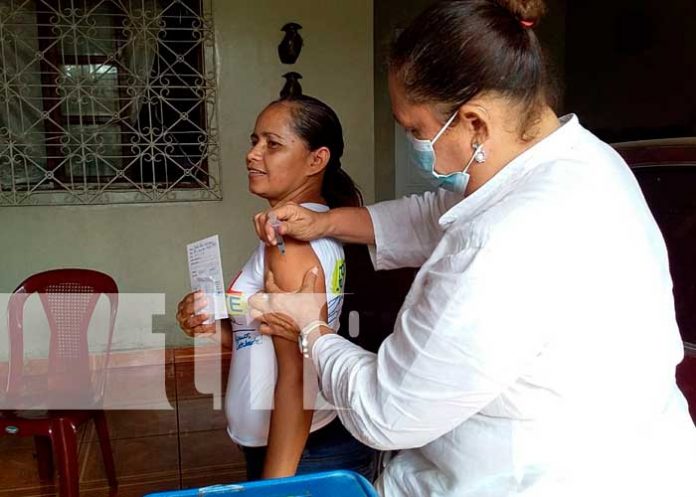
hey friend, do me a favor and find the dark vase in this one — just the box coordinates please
[278,22,303,64]
[280,72,303,98]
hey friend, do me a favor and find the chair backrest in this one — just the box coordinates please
[676,349,696,423]
[6,269,118,406]
[615,140,696,346]
[616,141,696,421]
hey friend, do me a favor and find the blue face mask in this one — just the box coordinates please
[407,113,484,194]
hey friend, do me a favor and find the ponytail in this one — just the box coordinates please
[322,163,363,208]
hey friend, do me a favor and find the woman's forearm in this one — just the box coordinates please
[219,318,233,350]
[207,318,233,350]
[262,337,313,478]
[324,207,375,245]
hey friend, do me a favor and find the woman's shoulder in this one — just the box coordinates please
[297,202,345,253]
[445,161,590,250]
[300,202,330,213]
[443,122,635,253]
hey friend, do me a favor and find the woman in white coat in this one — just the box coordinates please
[250,1,696,496]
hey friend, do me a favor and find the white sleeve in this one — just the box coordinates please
[312,230,557,450]
[365,189,461,270]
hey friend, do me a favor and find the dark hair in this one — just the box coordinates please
[271,95,363,208]
[389,0,555,140]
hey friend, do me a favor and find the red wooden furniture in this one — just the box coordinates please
[676,348,696,422]
[0,269,119,496]
[615,139,696,421]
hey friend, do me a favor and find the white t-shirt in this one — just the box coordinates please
[312,115,696,497]
[224,203,345,447]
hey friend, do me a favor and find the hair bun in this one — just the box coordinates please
[496,0,546,22]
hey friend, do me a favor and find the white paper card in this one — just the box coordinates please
[186,235,228,322]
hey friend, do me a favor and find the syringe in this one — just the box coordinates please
[268,212,286,255]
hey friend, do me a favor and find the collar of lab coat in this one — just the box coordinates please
[439,114,580,228]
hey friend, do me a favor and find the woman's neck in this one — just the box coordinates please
[269,186,325,208]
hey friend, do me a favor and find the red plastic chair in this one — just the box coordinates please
[0,269,119,497]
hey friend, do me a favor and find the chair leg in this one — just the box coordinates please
[50,418,80,497]
[93,411,118,488]
[34,435,55,482]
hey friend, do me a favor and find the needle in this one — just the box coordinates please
[268,212,286,255]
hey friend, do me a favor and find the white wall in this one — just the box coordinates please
[0,0,374,358]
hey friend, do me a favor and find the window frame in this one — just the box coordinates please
[0,0,221,206]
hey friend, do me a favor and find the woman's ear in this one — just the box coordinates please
[457,104,490,145]
[307,147,330,176]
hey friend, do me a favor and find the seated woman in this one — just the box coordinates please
[176,95,376,481]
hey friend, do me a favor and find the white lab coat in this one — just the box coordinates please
[312,115,696,497]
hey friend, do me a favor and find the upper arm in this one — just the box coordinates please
[265,239,326,298]
[366,189,460,270]
[265,239,327,377]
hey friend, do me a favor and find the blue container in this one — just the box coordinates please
[144,470,379,497]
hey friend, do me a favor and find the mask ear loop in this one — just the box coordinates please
[431,112,459,144]
[463,143,486,174]
[473,142,487,164]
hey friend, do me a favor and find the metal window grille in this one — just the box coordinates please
[0,0,220,206]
